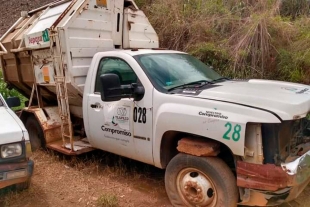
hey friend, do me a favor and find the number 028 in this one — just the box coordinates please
[133,107,146,124]
[223,122,241,142]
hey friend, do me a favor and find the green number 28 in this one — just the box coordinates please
[223,122,241,142]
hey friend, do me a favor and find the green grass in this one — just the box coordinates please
[97,193,119,207]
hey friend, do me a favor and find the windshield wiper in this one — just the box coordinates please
[167,80,212,92]
[211,77,230,83]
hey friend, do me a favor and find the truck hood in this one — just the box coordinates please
[0,107,24,145]
[195,79,310,120]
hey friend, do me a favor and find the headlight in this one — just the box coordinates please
[1,143,22,158]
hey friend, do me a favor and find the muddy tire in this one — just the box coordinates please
[25,116,45,152]
[165,153,238,207]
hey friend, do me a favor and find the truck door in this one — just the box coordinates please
[86,56,154,165]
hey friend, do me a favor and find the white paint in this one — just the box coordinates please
[281,150,310,175]
[197,80,310,120]
[0,94,29,145]
[7,0,159,109]
[25,1,72,48]
[83,50,310,169]
[104,104,130,131]
[84,51,154,165]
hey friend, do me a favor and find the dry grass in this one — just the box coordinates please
[0,150,169,207]
[97,193,119,207]
[140,0,310,83]
[1,149,310,207]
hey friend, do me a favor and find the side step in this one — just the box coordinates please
[46,139,95,155]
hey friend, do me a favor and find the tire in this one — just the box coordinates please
[15,179,31,191]
[165,153,238,207]
[25,116,45,152]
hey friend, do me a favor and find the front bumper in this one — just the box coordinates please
[0,159,34,189]
[237,149,310,206]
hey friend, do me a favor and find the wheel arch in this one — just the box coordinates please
[20,107,62,144]
[159,130,236,171]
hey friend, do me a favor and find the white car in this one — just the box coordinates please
[0,93,33,190]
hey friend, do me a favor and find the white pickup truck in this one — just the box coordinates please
[0,94,33,190]
[1,0,310,206]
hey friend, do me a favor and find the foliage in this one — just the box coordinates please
[280,0,310,19]
[97,193,119,207]
[138,0,310,83]
[0,69,27,110]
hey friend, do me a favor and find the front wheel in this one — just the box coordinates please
[165,153,238,207]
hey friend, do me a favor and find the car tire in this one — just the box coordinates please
[165,153,238,207]
[25,116,45,152]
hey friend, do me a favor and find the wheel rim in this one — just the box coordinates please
[176,168,217,207]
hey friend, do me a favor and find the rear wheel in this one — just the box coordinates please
[25,116,45,152]
[165,153,238,207]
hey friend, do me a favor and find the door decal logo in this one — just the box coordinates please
[104,105,130,131]
[117,107,127,116]
[101,125,131,137]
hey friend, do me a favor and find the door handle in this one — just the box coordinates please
[90,104,102,109]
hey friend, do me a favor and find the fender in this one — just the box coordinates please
[20,106,62,144]
[152,92,281,168]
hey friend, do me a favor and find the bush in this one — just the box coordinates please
[0,69,27,110]
[141,0,310,82]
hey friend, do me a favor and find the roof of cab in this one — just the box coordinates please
[121,49,187,56]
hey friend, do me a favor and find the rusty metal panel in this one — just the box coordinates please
[236,161,291,191]
[0,161,30,189]
[47,140,94,155]
[96,0,107,7]
[177,138,220,157]
[0,177,28,189]
[25,107,62,144]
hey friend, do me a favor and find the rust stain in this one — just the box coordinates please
[239,190,268,206]
[51,0,77,30]
[47,140,94,156]
[45,128,62,144]
[0,162,30,188]
[128,21,134,31]
[0,177,28,189]
[237,161,292,191]
[0,162,28,171]
[183,181,203,202]
[177,138,220,157]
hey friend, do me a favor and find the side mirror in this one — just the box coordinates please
[100,74,123,102]
[131,83,145,101]
[100,74,145,102]
[6,97,21,108]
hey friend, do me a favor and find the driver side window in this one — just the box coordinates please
[95,57,138,93]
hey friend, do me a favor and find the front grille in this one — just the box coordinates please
[262,117,310,164]
[291,118,310,149]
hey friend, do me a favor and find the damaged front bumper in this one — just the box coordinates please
[237,149,310,206]
[0,159,34,189]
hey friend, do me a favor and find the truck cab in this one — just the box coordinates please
[84,49,310,206]
[0,94,33,190]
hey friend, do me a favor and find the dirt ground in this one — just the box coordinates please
[0,150,310,207]
[0,150,172,207]
[0,0,53,36]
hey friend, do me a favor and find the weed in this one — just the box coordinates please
[140,0,310,82]
[97,193,119,207]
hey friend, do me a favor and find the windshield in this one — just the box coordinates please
[134,53,222,91]
[0,97,3,106]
